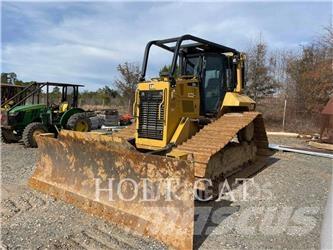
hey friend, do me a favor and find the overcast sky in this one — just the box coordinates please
[2,1,332,90]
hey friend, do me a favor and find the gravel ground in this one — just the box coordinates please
[196,136,332,249]
[1,136,332,249]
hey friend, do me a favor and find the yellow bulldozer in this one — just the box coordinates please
[29,35,270,249]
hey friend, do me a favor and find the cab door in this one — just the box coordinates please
[201,54,227,115]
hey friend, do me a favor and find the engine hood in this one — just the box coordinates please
[9,104,47,114]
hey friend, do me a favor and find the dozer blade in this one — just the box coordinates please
[29,130,194,250]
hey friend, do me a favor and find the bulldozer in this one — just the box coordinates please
[29,35,269,249]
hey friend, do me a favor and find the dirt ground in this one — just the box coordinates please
[1,136,332,249]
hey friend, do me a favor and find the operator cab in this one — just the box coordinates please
[140,35,244,117]
[181,52,237,116]
[50,84,80,113]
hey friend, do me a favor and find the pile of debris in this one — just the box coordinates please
[90,109,133,129]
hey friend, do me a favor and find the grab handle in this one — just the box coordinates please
[158,89,165,120]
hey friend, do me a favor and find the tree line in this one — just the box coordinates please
[1,63,141,114]
[246,27,332,131]
[2,26,332,131]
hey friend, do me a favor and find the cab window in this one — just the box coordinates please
[183,56,201,76]
[202,55,227,114]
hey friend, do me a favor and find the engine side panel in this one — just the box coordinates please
[134,79,200,150]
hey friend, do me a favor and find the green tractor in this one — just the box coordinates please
[1,82,92,147]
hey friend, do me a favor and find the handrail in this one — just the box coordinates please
[133,91,139,118]
[158,89,166,120]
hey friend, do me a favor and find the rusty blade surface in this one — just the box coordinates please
[29,130,194,250]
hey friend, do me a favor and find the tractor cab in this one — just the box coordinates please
[48,84,80,112]
[1,82,91,147]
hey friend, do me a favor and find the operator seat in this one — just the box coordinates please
[59,101,69,113]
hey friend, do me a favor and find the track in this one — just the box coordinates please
[1,190,47,221]
[36,223,160,250]
[170,112,269,178]
[113,112,269,180]
[1,188,166,250]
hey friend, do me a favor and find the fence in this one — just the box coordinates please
[257,96,323,134]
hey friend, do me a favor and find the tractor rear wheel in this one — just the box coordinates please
[22,122,48,148]
[66,113,92,132]
[1,129,21,143]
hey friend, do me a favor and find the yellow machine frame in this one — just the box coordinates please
[134,53,255,151]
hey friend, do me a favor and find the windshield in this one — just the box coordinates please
[182,56,201,76]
